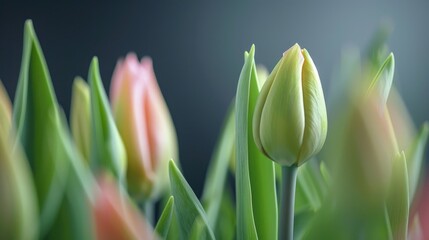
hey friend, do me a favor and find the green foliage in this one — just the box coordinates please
[88,58,127,182]
[169,160,215,239]
[155,196,175,239]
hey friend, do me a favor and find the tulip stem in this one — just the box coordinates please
[280,165,298,240]
[144,201,154,225]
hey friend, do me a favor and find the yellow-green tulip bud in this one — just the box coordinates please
[0,81,11,134]
[253,44,327,166]
[70,77,91,164]
[0,81,38,240]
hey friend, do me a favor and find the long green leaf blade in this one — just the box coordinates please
[235,45,258,240]
[202,103,235,228]
[169,160,215,239]
[12,20,70,235]
[247,55,278,240]
[88,58,127,182]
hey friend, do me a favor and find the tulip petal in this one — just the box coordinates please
[297,49,327,165]
[0,81,38,240]
[71,77,91,164]
[386,151,409,240]
[0,81,11,134]
[260,44,305,165]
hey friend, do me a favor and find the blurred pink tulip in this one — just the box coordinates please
[409,175,429,240]
[93,174,157,240]
[110,53,178,199]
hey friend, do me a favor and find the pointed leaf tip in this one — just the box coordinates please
[369,52,395,103]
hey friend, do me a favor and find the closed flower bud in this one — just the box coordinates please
[337,92,397,206]
[253,44,327,166]
[70,77,91,164]
[110,53,178,199]
[0,82,11,134]
[93,174,157,240]
[0,81,38,240]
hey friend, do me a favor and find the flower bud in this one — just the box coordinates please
[0,81,38,240]
[70,77,91,164]
[110,53,178,199]
[336,92,397,205]
[0,81,11,134]
[93,174,157,240]
[253,44,327,166]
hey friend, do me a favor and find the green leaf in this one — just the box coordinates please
[234,45,259,240]
[201,102,235,228]
[214,189,236,240]
[406,122,429,203]
[155,196,175,239]
[365,23,392,73]
[44,109,96,240]
[168,160,215,239]
[386,151,409,240]
[247,53,278,240]
[295,160,325,213]
[88,58,127,182]
[368,53,394,104]
[12,20,70,235]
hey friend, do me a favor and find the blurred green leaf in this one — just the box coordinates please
[214,189,236,240]
[366,22,392,73]
[295,161,325,213]
[368,53,394,104]
[169,160,215,239]
[12,20,70,235]
[406,122,429,203]
[234,45,259,240]
[155,196,175,239]
[88,58,127,182]
[386,152,409,240]
[44,109,95,240]
[202,103,235,228]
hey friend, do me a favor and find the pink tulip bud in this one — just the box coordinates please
[93,174,157,240]
[110,53,178,199]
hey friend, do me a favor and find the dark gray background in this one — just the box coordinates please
[1,1,428,195]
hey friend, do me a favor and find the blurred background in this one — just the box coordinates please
[1,1,428,196]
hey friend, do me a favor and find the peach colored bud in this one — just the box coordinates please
[93,174,157,240]
[110,53,178,199]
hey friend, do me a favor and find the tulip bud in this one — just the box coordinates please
[253,44,327,166]
[337,92,397,206]
[0,81,11,134]
[93,174,157,240]
[110,53,178,199]
[70,77,91,164]
[0,81,38,240]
